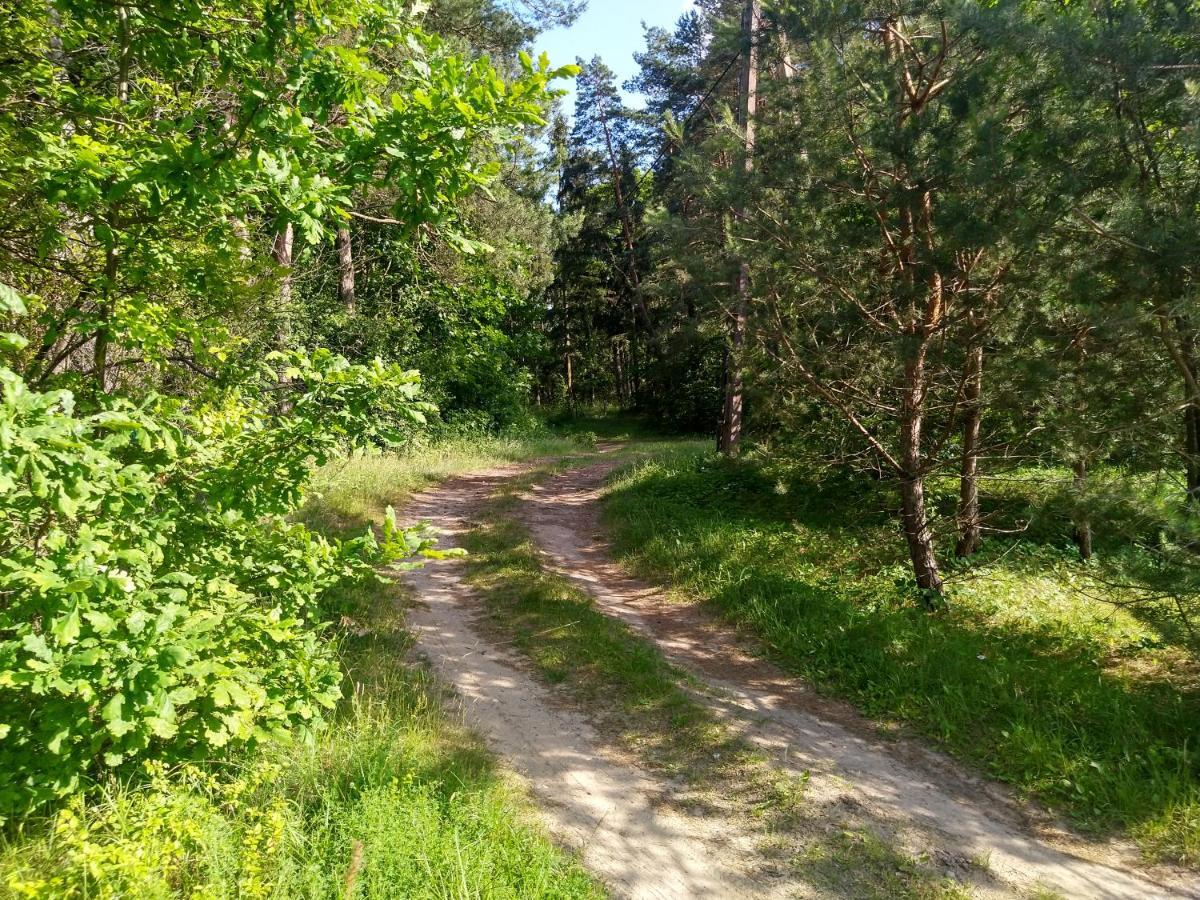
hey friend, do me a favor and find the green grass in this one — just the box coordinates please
[602,447,1200,864]
[795,827,976,900]
[303,431,586,538]
[0,433,601,900]
[457,458,971,898]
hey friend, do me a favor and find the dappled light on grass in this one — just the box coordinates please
[603,450,1200,864]
[300,432,586,539]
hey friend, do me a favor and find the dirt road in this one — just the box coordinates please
[399,452,1198,900]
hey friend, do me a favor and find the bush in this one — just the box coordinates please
[0,349,435,818]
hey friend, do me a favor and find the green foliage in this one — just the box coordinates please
[1,574,601,900]
[0,0,586,890]
[0,0,574,392]
[0,349,435,818]
[604,449,1200,863]
[296,246,547,430]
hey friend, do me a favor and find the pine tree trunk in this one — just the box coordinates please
[955,341,984,557]
[1072,458,1093,561]
[1186,403,1200,507]
[718,0,758,458]
[900,342,943,599]
[565,328,574,409]
[611,340,624,405]
[1158,313,1200,509]
[629,325,641,401]
[1181,322,1200,508]
[901,473,943,597]
[718,263,748,456]
[336,227,355,314]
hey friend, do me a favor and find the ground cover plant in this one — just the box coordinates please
[4,0,1200,890]
[603,447,1200,864]
[0,345,437,818]
[0,0,591,891]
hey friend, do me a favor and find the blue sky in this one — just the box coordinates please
[533,0,696,116]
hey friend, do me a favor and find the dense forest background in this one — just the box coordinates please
[3,0,1200,891]
[546,0,1200,602]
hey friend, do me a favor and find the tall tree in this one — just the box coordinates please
[717,0,759,457]
[746,0,1072,595]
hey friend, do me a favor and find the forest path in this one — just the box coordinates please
[400,448,1197,900]
[398,459,794,900]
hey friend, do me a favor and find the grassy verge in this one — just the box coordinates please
[1,432,601,899]
[303,430,586,537]
[602,447,1200,864]
[459,457,973,899]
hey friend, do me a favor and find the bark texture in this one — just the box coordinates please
[336,226,355,313]
[900,342,943,596]
[955,340,984,557]
[1072,459,1093,562]
[272,223,294,350]
[718,0,759,457]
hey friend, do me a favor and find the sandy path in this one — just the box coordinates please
[518,454,1200,900]
[398,464,799,899]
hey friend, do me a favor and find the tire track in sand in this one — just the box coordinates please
[398,462,798,899]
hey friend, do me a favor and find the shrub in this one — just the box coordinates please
[0,348,435,818]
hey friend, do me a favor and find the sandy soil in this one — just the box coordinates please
[516,453,1200,900]
[399,464,799,899]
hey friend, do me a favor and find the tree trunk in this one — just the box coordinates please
[273,223,294,350]
[564,328,575,409]
[94,7,129,394]
[93,240,119,393]
[718,263,749,455]
[629,325,641,401]
[718,0,759,457]
[955,341,984,557]
[336,227,355,313]
[900,341,944,598]
[1072,458,1093,562]
[1179,321,1200,507]
[272,223,295,415]
[612,339,625,405]
[1157,313,1200,509]
[116,4,130,104]
[1186,403,1200,507]
[900,473,943,596]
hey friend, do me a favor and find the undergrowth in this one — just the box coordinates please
[602,447,1200,864]
[0,433,600,899]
